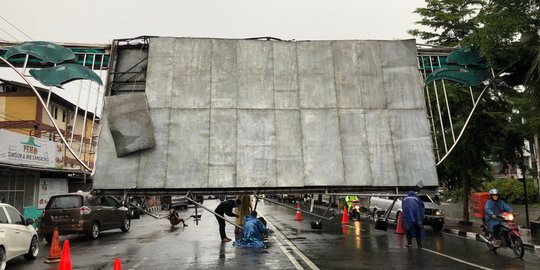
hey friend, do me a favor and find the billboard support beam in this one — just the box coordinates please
[183,196,243,230]
[254,196,335,221]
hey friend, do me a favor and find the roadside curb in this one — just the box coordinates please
[442,228,540,253]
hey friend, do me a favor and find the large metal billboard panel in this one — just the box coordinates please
[275,110,304,187]
[94,37,438,190]
[93,115,139,189]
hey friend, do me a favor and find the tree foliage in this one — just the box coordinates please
[408,0,484,46]
[410,0,539,219]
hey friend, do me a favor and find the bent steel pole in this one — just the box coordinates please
[183,196,243,229]
[0,56,92,171]
[125,201,160,219]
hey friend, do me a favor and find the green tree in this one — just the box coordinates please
[408,0,484,47]
[410,0,535,222]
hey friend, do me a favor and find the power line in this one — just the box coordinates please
[0,25,19,41]
[0,15,32,41]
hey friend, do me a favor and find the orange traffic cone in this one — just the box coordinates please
[341,206,349,224]
[58,240,72,270]
[295,202,303,221]
[113,258,122,270]
[45,227,62,263]
[396,211,405,234]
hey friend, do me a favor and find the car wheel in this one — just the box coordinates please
[121,218,131,232]
[431,224,443,232]
[24,236,39,260]
[0,247,6,270]
[88,222,100,239]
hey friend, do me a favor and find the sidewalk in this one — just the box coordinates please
[442,218,540,253]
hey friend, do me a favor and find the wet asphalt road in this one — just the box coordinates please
[7,199,540,269]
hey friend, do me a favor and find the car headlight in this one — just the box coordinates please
[435,209,444,216]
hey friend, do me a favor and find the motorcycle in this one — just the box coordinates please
[348,200,361,221]
[477,212,524,258]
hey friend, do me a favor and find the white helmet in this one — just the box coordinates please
[489,189,499,196]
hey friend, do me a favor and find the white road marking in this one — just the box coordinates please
[128,257,148,270]
[421,248,493,270]
[261,213,320,270]
[272,235,304,270]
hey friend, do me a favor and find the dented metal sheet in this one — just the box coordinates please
[105,93,155,157]
[94,37,438,191]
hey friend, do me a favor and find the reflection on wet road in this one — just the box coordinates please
[7,199,540,269]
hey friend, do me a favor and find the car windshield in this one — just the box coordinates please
[417,195,432,203]
[46,195,82,209]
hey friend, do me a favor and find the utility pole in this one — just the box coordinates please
[518,157,530,228]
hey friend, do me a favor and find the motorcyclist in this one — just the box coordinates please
[484,188,513,245]
[345,195,359,212]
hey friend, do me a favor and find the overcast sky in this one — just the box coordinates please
[1,0,428,114]
[1,0,427,43]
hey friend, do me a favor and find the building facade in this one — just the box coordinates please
[0,79,99,212]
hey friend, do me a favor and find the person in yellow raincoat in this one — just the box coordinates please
[345,195,359,212]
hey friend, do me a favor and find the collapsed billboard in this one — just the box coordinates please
[93,37,438,192]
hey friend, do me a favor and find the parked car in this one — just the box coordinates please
[0,203,39,269]
[369,194,445,232]
[161,196,189,210]
[39,192,131,242]
[219,195,237,201]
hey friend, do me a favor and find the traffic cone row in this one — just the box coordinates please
[44,227,123,269]
[295,202,303,221]
[396,211,405,234]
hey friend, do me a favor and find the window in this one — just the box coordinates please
[50,105,58,120]
[104,196,120,207]
[0,208,8,223]
[62,110,67,122]
[5,206,25,225]
[46,195,82,209]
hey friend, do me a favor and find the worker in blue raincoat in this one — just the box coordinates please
[401,191,426,248]
[234,211,269,248]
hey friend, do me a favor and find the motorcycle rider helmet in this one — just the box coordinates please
[489,188,499,200]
